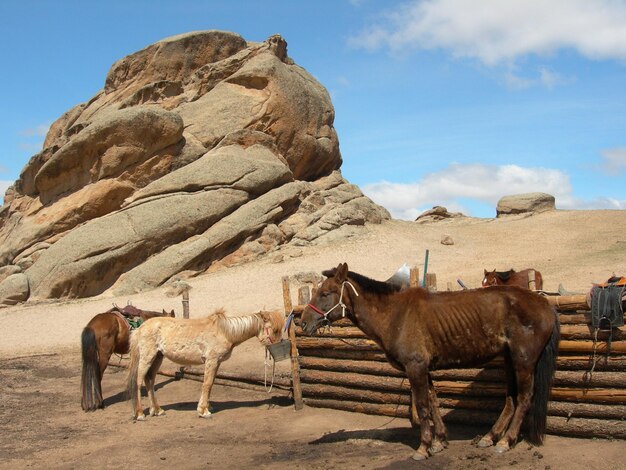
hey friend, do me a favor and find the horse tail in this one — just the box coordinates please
[126,329,141,413]
[80,326,103,412]
[527,310,560,445]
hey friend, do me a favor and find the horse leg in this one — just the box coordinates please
[428,378,448,453]
[95,345,112,409]
[197,359,220,418]
[146,352,165,417]
[477,352,517,448]
[133,350,158,421]
[406,362,434,461]
[495,365,534,453]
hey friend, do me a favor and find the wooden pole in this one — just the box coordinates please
[409,267,419,288]
[425,273,437,292]
[283,276,304,410]
[528,269,537,291]
[182,290,189,319]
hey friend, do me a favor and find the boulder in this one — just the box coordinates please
[496,193,556,217]
[0,273,29,306]
[415,206,465,223]
[0,31,386,303]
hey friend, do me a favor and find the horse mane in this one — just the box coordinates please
[348,270,404,295]
[215,309,263,343]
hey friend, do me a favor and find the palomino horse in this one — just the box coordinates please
[81,304,175,412]
[482,268,543,290]
[300,263,559,461]
[127,309,285,420]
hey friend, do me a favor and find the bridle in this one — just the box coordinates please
[306,281,359,323]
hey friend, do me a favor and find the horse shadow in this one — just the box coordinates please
[308,422,485,448]
[162,395,292,413]
[102,377,180,408]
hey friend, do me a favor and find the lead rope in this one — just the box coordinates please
[264,349,276,393]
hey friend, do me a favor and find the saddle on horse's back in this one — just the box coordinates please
[589,276,626,330]
[108,304,145,329]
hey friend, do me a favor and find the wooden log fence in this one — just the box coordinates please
[286,273,626,440]
[109,270,625,440]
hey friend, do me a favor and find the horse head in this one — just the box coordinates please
[301,262,359,335]
[256,310,285,345]
[482,269,498,287]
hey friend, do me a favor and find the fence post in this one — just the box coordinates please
[425,273,437,292]
[282,276,304,410]
[410,267,420,288]
[528,270,537,291]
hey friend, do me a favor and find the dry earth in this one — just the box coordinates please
[1,211,625,469]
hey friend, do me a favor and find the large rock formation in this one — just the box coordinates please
[0,31,389,304]
[496,192,556,217]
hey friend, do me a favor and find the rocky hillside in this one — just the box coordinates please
[0,31,389,305]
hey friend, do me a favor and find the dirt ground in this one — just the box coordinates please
[1,211,625,469]
[0,351,623,470]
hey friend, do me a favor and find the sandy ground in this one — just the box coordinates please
[1,210,625,468]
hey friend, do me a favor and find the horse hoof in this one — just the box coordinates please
[429,441,445,454]
[150,408,165,417]
[198,411,212,419]
[476,437,493,448]
[411,451,429,461]
[135,414,146,422]
[494,443,510,453]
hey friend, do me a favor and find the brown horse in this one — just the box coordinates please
[482,268,543,290]
[300,263,559,461]
[81,304,175,412]
[127,309,285,420]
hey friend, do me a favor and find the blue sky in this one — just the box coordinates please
[1,0,625,219]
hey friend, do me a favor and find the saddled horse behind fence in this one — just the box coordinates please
[482,268,543,290]
[301,263,559,461]
[81,304,175,412]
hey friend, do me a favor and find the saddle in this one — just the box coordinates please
[589,276,626,330]
[107,304,146,329]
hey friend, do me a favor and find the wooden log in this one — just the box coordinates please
[298,356,626,388]
[301,371,626,404]
[296,336,626,355]
[560,324,625,341]
[559,340,626,354]
[283,276,304,411]
[547,294,589,310]
[303,398,626,439]
[297,348,389,362]
[296,337,380,351]
[410,267,419,288]
[298,323,625,342]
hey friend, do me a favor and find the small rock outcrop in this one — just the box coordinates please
[415,206,465,224]
[496,193,556,217]
[0,31,388,305]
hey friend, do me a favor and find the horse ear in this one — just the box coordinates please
[484,269,488,275]
[336,263,349,281]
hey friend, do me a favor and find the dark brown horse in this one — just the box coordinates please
[81,304,175,412]
[300,263,559,461]
[482,268,543,290]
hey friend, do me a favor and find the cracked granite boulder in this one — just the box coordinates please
[0,31,389,303]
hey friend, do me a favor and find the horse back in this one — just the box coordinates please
[86,311,131,355]
[391,287,554,369]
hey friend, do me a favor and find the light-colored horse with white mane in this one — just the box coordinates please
[127,308,285,420]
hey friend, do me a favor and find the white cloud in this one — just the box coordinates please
[350,0,626,66]
[0,180,13,203]
[362,163,574,219]
[19,124,50,138]
[600,148,626,175]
